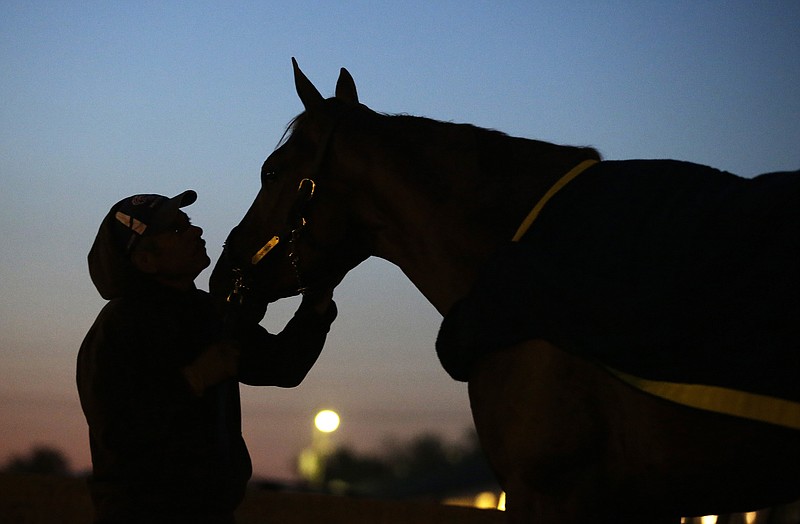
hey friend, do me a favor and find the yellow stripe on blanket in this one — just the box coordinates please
[607,367,800,431]
[512,159,598,242]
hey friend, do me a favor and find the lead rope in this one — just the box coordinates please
[287,177,316,294]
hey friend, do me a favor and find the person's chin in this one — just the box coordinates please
[192,249,211,273]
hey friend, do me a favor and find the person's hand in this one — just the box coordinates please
[225,297,269,330]
[182,341,240,396]
[301,287,334,315]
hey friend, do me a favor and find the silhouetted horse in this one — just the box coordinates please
[210,60,800,523]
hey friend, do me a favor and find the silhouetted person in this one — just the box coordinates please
[77,191,336,523]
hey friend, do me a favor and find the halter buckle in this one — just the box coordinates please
[226,268,248,306]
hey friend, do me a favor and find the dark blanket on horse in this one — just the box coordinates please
[437,160,800,407]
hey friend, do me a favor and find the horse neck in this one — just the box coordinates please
[336,115,599,315]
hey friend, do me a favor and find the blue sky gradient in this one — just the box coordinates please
[1,1,798,479]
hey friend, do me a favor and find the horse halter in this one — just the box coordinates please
[250,177,316,264]
[225,105,356,306]
[225,177,317,306]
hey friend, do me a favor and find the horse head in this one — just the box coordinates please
[210,59,370,306]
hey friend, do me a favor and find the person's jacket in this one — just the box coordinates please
[77,279,336,521]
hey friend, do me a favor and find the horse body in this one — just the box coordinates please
[331,115,601,315]
[470,341,800,521]
[210,61,800,523]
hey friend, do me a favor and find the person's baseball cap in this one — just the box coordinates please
[88,190,197,299]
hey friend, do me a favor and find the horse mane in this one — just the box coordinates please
[379,113,601,180]
[275,114,304,149]
[278,109,601,183]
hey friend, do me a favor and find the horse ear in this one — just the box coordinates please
[292,57,324,110]
[335,67,359,104]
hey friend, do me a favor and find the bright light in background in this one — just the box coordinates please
[314,410,340,433]
[300,410,341,487]
[473,491,498,509]
[443,490,506,511]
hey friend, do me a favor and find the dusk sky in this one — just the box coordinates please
[2,2,798,481]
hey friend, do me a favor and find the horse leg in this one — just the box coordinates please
[468,339,607,523]
[467,339,680,524]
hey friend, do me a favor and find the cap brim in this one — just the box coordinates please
[149,190,197,233]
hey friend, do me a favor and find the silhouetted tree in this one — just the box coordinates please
[316,429,497,498]
[385,433,457,479]
[3,445,70,475]
[324,446,393,486]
